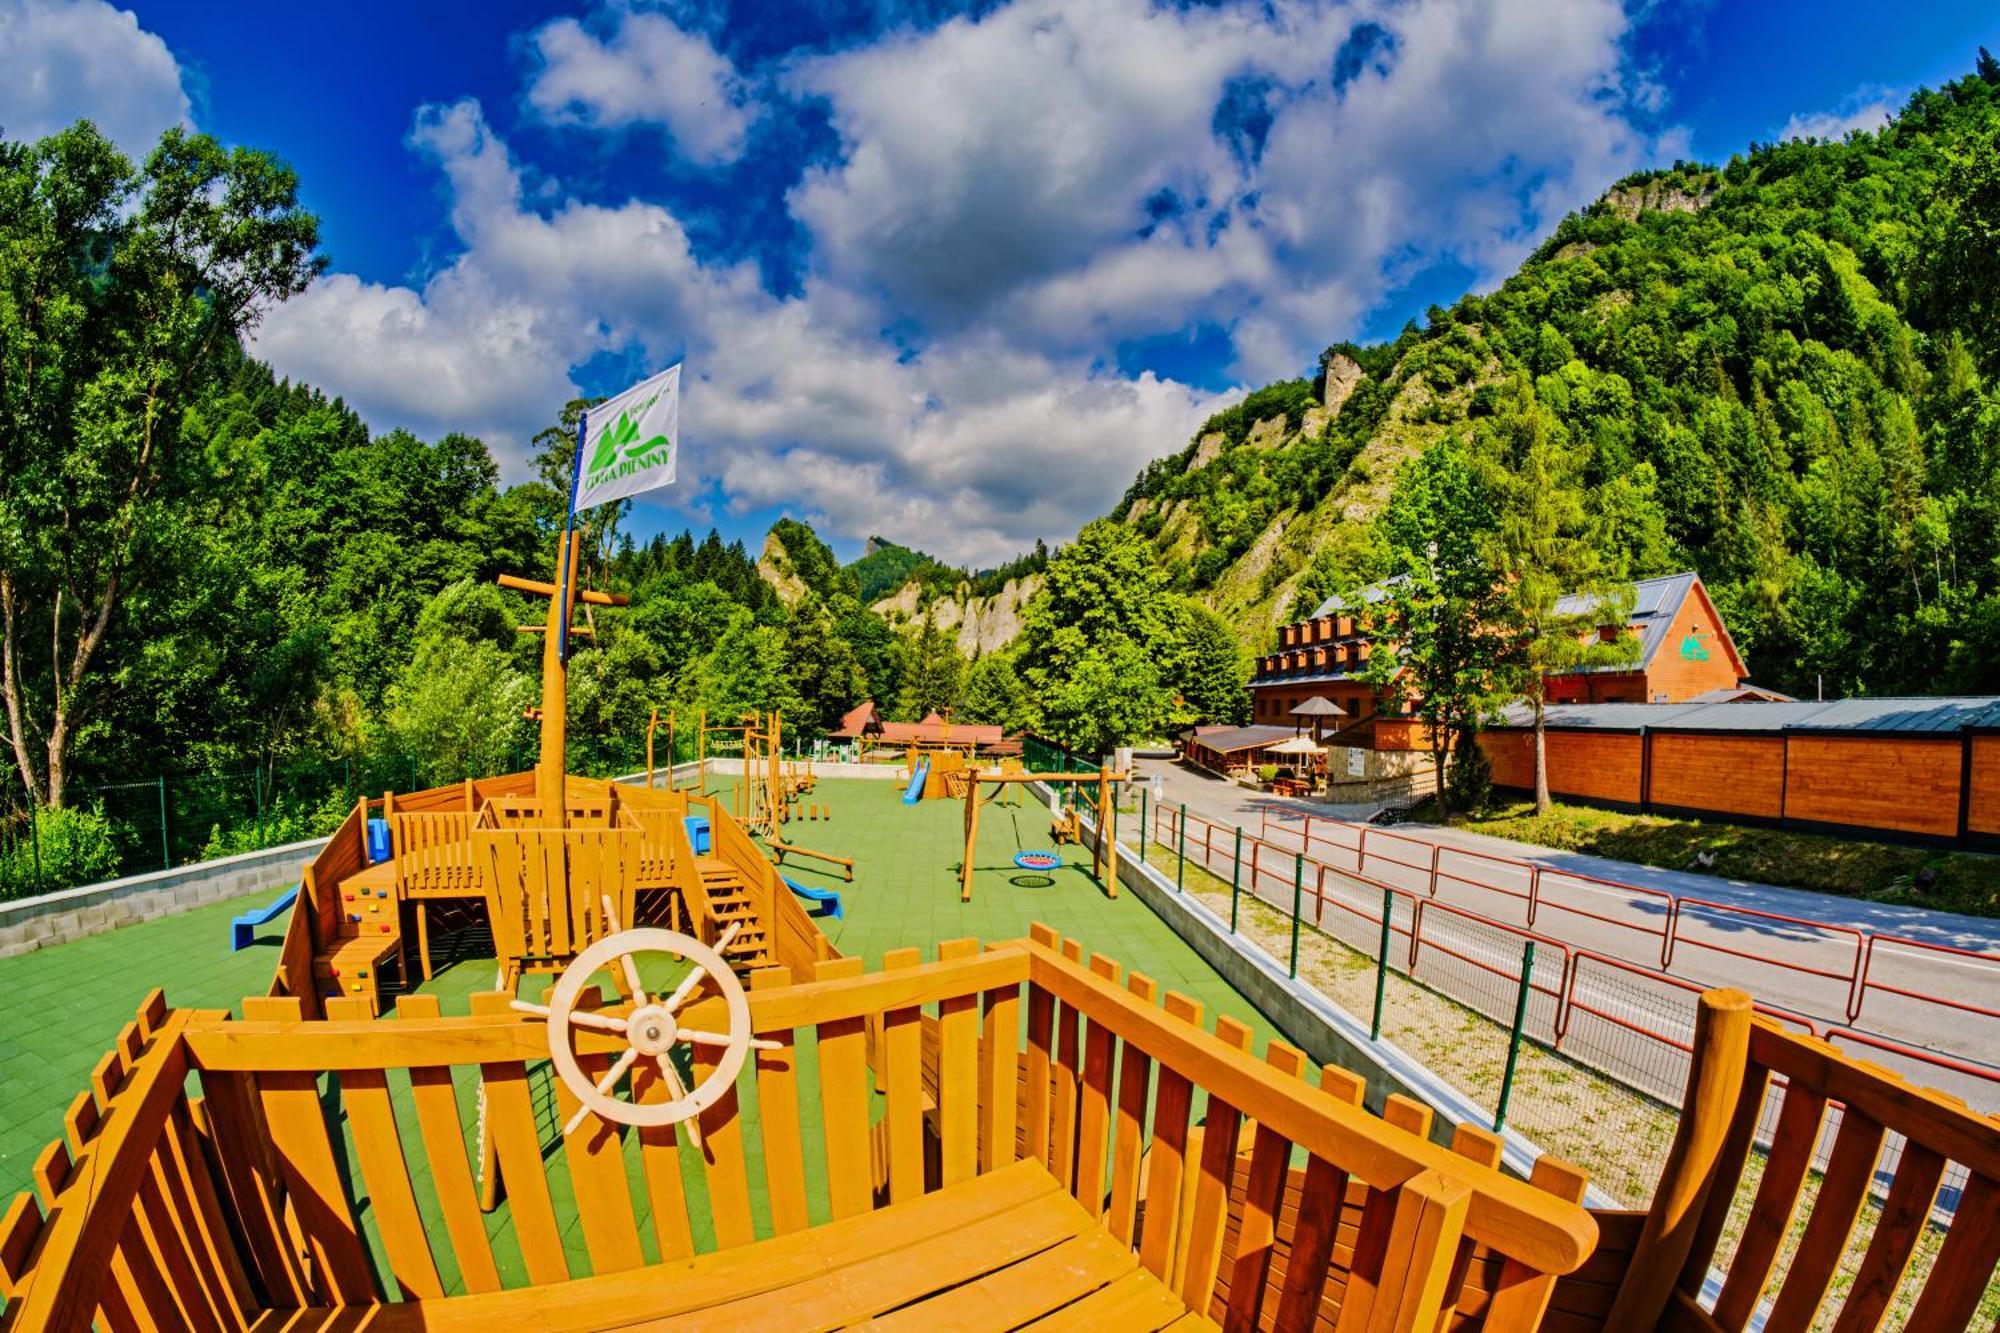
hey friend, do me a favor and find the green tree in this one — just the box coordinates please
[895,607,965,720]
[1352,435,1508,814]
[1484,380,1638,813]
[0,122,321,805]
[1166,598,1249,728]
[1016,521,1176,749]
[784,598,867,736]
[960,653,1030,730]
[387,638,533,784]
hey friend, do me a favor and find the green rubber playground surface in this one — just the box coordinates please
[0,774,1285,1288]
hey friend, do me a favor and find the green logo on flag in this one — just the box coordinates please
[586,395,671,476]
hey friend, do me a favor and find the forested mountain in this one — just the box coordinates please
[1097,60,2000,699]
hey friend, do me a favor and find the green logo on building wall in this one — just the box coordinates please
[1679,629,1710,662]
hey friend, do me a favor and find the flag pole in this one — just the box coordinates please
[558,409,588,664]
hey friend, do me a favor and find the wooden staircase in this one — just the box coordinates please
[696,854,775,975]
[311,861,403,1015]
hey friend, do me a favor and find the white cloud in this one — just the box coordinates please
[791,0,1669,381]
[254,99,1220,563]
[525,7,752,165]
[0,0,189,159]
[258,0,1679,564]
[1778,88,1896,143]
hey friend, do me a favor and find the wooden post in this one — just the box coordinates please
[1101,768,1118,899]
[1605,988,1754,1328]
[697,708,706,796]
[961,767,982,902]
[646,707,659,790]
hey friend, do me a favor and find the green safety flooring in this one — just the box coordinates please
[0,775,1287,1295]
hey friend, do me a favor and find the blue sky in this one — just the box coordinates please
[5,0,1997,566]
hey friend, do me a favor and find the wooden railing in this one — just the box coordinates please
[1608,987,2000,1329]
[698,792,832,977]
[0,928,1597,1329]
[474,823,641,985]
[390,811,481,898]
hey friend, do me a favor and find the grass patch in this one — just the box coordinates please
[1429,798,2000,918]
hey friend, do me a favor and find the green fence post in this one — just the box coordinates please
[1139,787,1148,861]
[157,777,170,871]
[1495,940,1537,1132]
[1230,827,1242,934]
[1370,887,1393,1041]
[31,809,43,892]
[1288,852,1303,978]
[254,770,264,849]
[1176,803,1187,894]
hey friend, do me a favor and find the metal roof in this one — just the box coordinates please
[1494,697,2000,734]
[1184,724,1302,753]
[1310,570,1743,678]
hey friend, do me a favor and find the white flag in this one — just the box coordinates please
[574,364,680,512]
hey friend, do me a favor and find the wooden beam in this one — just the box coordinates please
[495,573,628,606]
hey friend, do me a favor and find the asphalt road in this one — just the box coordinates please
[1129,757,2000,1112]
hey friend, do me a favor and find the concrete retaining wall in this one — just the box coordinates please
[617,758,904,785]
[0,838,323,960]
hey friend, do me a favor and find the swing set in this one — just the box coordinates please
[957,763,1129,902]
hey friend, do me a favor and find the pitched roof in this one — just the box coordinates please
[1314,570,1746,679]
[1183,724,1301,754]
[876,718,1006,746]
[830,700,878,739]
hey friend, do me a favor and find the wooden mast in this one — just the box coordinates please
[497,529,629,827]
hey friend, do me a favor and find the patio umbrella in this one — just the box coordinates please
[1265,735,1326,756]
[1289,695,1347,741]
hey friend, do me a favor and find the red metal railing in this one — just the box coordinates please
[1148,798,2000,1117]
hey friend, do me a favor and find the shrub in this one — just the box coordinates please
[0,803,124,897]
[201,789,352,860]
[1445,732,1494,813]
[1256,764,1279,784]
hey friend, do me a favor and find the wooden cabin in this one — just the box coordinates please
[1250,571,1752,736]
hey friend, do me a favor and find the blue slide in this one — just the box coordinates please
[783,875,844,920]
[230,884,300,952]
[901,757,930,805]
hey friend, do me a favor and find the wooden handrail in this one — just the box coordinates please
[1020,936,1599,1278]
[9,1009,196,1329]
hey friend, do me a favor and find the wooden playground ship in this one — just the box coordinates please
[2,540,1997,1330]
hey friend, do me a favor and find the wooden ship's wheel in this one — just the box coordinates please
[509,900,777,1141]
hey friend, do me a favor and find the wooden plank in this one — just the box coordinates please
[199,1068,309,1305]
[1366,1168,1471,1333]
[240,995,377,1304]
[692,1037,756,1251]
[1480,1155,1591,1332]
[1827,1140,1945,1333]
[466,991,570,1286]
[1138,992,1203,1283]
[815,956,874,1220]
[1677,1064,1772,1298]
[1074,953,1121,1212]
[1025,1266,1192,1331]
[1332,1096,1434,1333]
[173,1093,258,1331]
[1024,973,1056,1172]
[1179,1014,1252,1317]
[752,967,811,1236]
[139,1103,239,1332]
[856,1226,1141,1330]
[632,1059,697,1260]
[325,997,443,1301]
[1226,1041,1307,1333]
[979,979,1022,1175]
[1760,1110,1885,1333]
[1709,1082,1828,1327]
[1903,1171,2000,1330]
[549,988,645,1276]
[1050,945,1085,1193]
[937,939,982,1188]
[882,947,926,1205]
[394,995,501,1294]
[1107,972,1159,1247]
